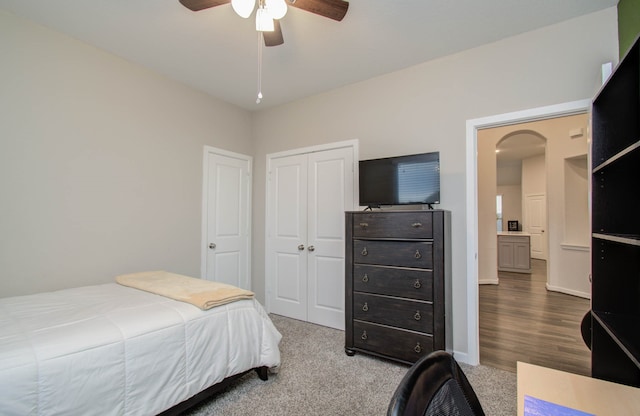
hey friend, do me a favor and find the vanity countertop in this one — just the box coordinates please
[498,231,531,236]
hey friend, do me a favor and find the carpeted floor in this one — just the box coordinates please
[186,314,516,415]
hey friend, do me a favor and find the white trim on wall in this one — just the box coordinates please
[546,282,590,299]
[463,99,591,366]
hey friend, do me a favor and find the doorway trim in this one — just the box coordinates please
[464,99,590,365]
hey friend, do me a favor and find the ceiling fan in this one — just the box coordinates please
[179,0,349,47]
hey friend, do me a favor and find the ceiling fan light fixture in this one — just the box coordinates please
[231,0,255,18]
[256,7,275,31]
[265,0,287,19]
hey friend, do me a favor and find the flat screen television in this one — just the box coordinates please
[359,152,440,208]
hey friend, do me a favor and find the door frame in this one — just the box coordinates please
[201,146,253,284]
[264,139,359,314]
[464,99,590,365]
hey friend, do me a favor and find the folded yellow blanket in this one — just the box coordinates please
[115,271,254,310]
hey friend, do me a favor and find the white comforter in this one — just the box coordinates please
[0,283,282,416]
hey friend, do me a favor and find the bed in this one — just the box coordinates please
[0,276,282,415]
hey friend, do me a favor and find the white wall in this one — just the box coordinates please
[498,185,522,231]
[478,135,499,283]
[497,162,522,186]
[564,155,590,246]
[522,155,547,196]
[251,8,617,362]
[497,162,524,235]
[0,11,253,296]
[547,129,592,298]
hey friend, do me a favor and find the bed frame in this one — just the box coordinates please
[158,366,269,415]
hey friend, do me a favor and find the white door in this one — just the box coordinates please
[266,142,356,330]
[525,193,547,260]
[267,154,308,321]
[202,147,252,290]
[307,147,354,329]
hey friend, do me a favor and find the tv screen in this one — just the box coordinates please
[359,152,440,207]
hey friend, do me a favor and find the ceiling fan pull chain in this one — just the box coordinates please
[256,31,263,104]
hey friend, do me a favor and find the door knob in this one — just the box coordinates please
[209,243,216,249]
[308,245,315,252]
[298,244,305,251]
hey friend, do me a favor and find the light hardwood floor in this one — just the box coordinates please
[479,259,591,376]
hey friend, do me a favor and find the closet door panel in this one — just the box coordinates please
[307,147,354,330]
[266,154,308,321]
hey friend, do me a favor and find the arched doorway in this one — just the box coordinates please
[496,131,548,268]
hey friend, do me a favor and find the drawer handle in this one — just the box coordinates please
[412,222,422,228]
[413,279,421,289]
[362,302,369,312]
[359,222,369,228]
[361,330,368,340]
[361,247,368,256]
[414,311,421,321]
[362,274,369,283]
[414,250,422,259]
[414,342,422,353]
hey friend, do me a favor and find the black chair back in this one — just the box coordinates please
[387,350,485,416]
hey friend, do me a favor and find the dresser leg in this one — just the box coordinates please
[345,347,356,356]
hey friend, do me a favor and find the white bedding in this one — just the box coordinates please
[0,283,282,416]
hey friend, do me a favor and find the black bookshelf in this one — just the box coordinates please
[590,35,640,387]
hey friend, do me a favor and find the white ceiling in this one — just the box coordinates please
[0,0,618,111]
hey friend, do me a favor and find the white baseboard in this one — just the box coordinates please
[451,350,475,366]
[545,283,590,299]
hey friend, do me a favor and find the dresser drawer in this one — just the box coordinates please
[352,212,433,239]
[353,264,433,301]
[353,240,432,268]
[353,321,434,363]
[353,293,433,333]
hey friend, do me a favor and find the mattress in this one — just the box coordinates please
[0,283,282,415]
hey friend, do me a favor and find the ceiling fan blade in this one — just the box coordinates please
[289,0,349,21]
[179,0,230,12]
[264,20,284,47]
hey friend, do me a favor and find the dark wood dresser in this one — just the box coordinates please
[345,210,451,364]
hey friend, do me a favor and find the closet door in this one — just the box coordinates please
[266,143,355,330]
[307,147,354,330]
[267,154,308,321]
